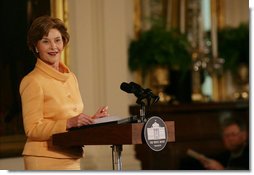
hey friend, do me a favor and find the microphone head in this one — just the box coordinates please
[120,82,144,97]
[120,82,133,93]
[129,82,145,97]
[129,82,142,89]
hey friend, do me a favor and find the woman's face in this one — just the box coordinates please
[36,28,64,66]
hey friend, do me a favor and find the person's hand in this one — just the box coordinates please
[67,113,94,129]
[201,158,225,170]
[92,106,109,119]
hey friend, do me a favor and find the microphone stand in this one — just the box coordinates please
[139,102,146,123]
[136,90,159,123]
[136,96,147,123]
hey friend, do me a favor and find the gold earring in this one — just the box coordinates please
[35,48,39,53]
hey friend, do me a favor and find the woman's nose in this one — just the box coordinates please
[50,41,57,49]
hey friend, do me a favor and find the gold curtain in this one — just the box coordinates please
[50,0,69,65]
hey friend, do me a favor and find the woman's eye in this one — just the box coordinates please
[55,39,62,43]
[42,40,49,43]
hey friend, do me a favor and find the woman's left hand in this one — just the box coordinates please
[92,106,109,119]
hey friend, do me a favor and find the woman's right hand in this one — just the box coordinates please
[66,113,94,129]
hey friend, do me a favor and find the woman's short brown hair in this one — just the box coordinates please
[27,16,70,57]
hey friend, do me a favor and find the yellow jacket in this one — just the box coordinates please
[19,58,84,158]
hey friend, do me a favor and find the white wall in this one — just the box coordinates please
[0,157,24,170]
[67,0,141,170]
[67,0,135,116]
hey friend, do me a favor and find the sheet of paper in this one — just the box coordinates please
[187,149,210,162]
[93,116,124,124]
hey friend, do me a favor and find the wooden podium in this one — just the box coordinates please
[52,121,175,170]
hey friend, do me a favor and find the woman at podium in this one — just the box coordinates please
[19,16,108,170]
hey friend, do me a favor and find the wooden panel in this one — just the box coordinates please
[52,122,175,147]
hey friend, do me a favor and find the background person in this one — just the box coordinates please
[200,116,249,170]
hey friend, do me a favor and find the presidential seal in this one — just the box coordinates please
[144,116,168,151]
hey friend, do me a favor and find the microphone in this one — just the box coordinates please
[120,82,144,98]
[120,82,159,105]
[120,82,133,93]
